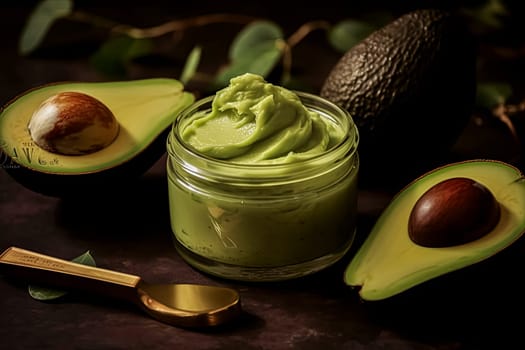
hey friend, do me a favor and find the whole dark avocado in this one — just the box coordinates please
[320,8,477,189]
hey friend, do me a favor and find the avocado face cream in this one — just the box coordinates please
[166,73,359,281]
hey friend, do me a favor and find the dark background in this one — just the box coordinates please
[2,0,524,100]
[1,1,525,349]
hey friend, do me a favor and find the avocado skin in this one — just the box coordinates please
[3,127,169,197]
[320,9,477,189]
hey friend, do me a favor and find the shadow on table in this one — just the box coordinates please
[359,237,525,348]
[53,173,171,238]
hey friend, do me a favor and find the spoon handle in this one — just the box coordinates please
[0,246,141,300]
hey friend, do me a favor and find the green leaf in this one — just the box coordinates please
[28,251,96,301]
[462,0,509,29]
[214,21,284,88]
[476,82,513,110]
[180,46,202,85]
[328,19,377,53]
[90,36,153,77]
[19,0,73,55]
[28,285,69,301]
[229,21,283,61]
[214,48,282,88]
[71,250,96,266]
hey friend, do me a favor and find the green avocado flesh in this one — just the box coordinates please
[0,79,194,174]
[344,160,525,301]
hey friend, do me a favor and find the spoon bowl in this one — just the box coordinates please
[0,247,241,328]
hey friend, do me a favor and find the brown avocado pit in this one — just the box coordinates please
[408,177,501,247]
[27,91,120,155]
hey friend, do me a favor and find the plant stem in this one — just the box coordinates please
[287,20,331,48]
[281,20,331,85]
[67,11,333,88]
[493,99,525,149]
[68,11,259,38]
[67,11,120,31]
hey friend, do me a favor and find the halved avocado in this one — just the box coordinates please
[0,79,194,196]
[345,159,525,301]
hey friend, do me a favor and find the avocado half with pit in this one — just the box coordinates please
[345,159,525,301]
[0,78,194,196]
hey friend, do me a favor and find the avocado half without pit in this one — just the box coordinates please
[0,79,194,196]
[344,160,525,301]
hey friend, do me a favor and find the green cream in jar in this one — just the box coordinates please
[167,73,359,281]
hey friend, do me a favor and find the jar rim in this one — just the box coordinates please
[167,91,359,182]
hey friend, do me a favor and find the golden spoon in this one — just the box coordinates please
[0,246,241,328]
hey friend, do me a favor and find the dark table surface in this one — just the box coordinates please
[2,1,525,349]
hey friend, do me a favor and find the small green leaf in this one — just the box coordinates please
[28,250,96,301]
[229,21,283,61]
[90,36,153,77]
[214,21,284,88]
[214,48,282,88]
[71,250,96,266]
[328,19,377,53]
[180,46,202,85]
[28,285,69,301]
[476,82,513,110]
[19,0,73,55]
[462,0,509,29]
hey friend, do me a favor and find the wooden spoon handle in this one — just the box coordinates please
[0,246,141,300]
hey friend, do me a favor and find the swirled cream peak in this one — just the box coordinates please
[181,73,344,164]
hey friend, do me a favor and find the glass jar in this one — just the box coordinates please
[166,92,359,281]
